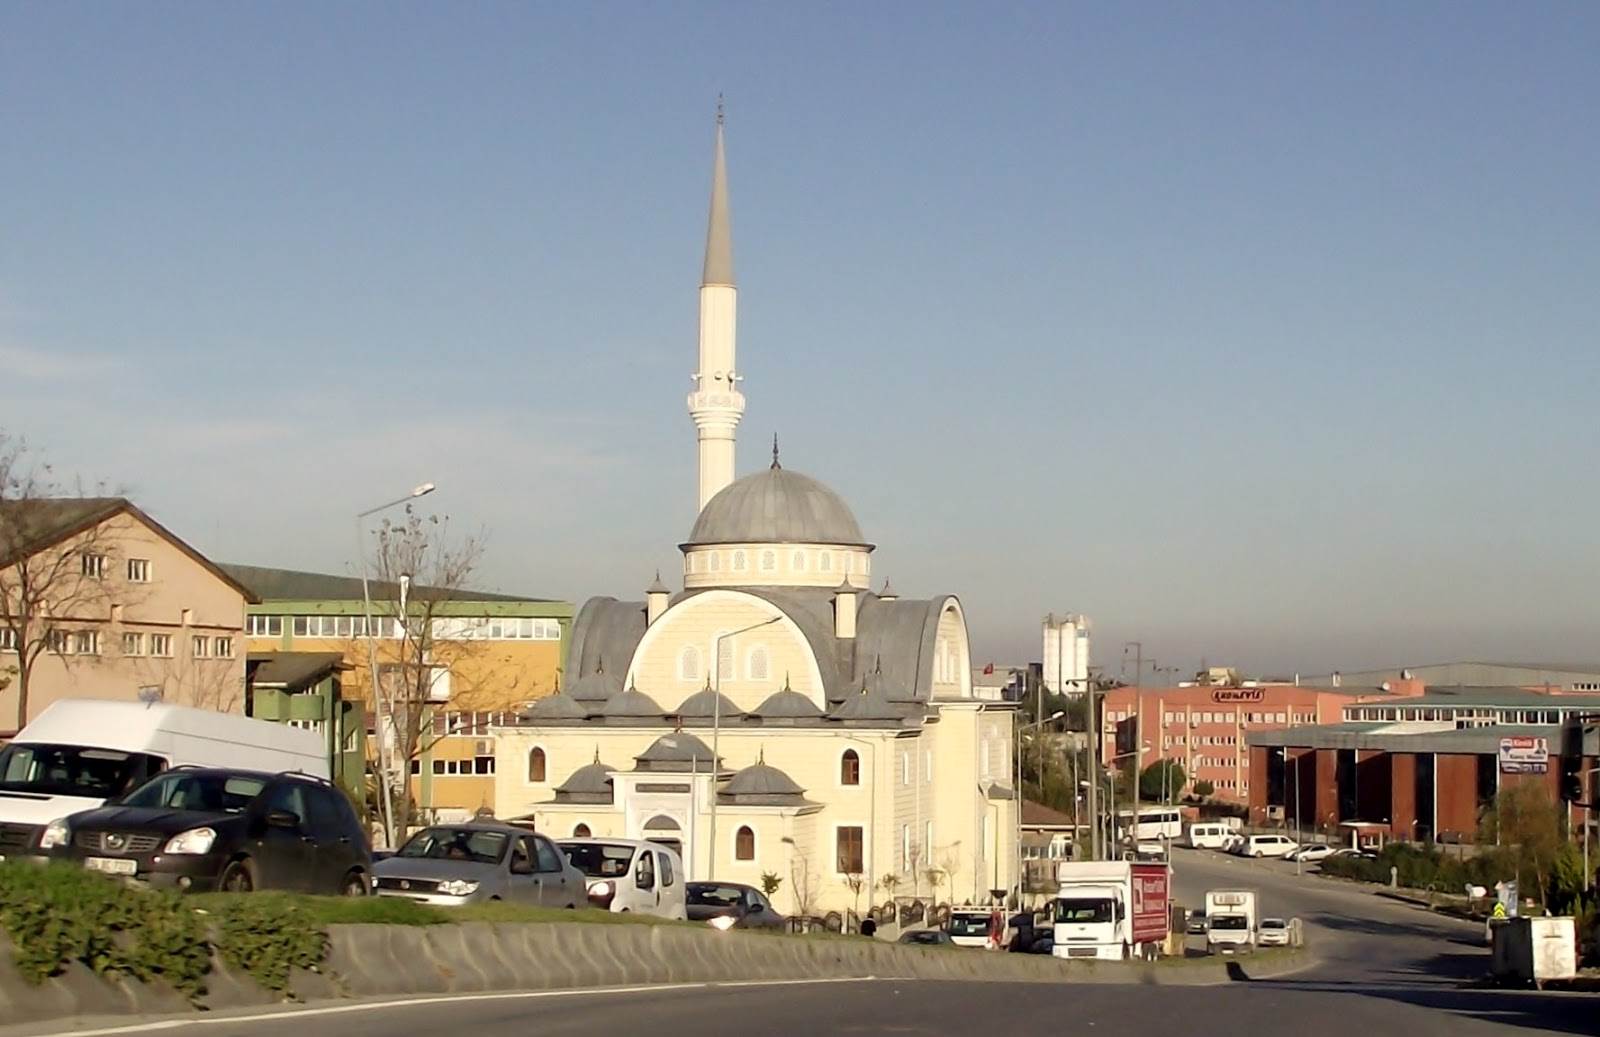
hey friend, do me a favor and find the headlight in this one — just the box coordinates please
[709,915,737,931]
[437,879,480,896]
[38,818,71,851]
[163,827,217,855]
[589,880,612,896]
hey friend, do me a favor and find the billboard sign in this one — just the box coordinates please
[1130,863,1172,944]
[1498,736,1549,775]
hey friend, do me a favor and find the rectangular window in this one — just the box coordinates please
[432,759,447,775]
[292,617,310,637]
[149,633,173,657]
[0,628,15,651]
[126,558,151,583]
[73,631,99,655]
[191,635,210,658]
[49,629,71,653]
[900,752,909,785]
[122,632,144,656]
[836,826,864,874]
[474,755,495,775]
[81,553,105,579]
[213,636,233,658]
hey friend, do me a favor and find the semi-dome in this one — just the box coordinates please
[685,466,868,547]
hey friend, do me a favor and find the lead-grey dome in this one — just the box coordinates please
[685,467,869,547]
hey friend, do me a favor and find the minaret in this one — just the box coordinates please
[687,99,744,513]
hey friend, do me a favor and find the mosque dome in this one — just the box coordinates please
[685,465,867,547]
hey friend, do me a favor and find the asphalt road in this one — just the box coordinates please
[7,851,1591,1037]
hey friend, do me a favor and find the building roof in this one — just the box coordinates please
[1021,800,1076,828]
[220,563,550,604]
[552,757,616,803]
[246,651,346,688]
[749,684,824,720]
[521,693,592,721]
[634,732,720,772]
[0,497,257,602]
[1300,661,1600,688]
[676,685,743,720]
[1249,722,1562,754]
[683,467,869,547]
[719,758,813,806]
[1357,686,1600,709]
[601,685,665,718]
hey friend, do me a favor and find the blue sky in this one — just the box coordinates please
[3,2,1597,675]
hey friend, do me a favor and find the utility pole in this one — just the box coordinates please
[1124,642,1143,844]
[1086,666,1101,861]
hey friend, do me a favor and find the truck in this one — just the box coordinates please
[0,699,327,860]
[1052,860,1171,960]
[1204,889,1258,953]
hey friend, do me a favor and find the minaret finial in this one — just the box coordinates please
[771,433,781,470]
[716,93,725,126]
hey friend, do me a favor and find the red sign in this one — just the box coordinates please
[1130,863,1171,944]
[1211,689,1264,704]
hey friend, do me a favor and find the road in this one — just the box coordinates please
[5,850,1590,1037]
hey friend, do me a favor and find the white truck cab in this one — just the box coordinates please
[1053,860,1171,961]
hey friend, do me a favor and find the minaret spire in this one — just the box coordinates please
[688,99,745,513]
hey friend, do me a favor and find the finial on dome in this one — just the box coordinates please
[782,671,791,692]
[716,93,725,126]
[757,745,765,765]
[771,433,781,470]
[592,746,601,765]
[647,570,670,595]
[595,656,605,675]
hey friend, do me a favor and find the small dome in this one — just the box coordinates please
[522,693,590,721]
[634,732,719,771]
[568,667,623,703]
[685,467,868,547]
[750,687,823,720]
[830,679,905,722]
[677,686,743,720]
[602,685,664,717]
[722,760,804,798]
[553,759,615,803]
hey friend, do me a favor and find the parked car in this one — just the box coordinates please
[558,838,688,919]
[1287,843,1334,863]
[898,929,955,947]
[42,767,369,895]
[1257,917,1290,946]
[1186,913,1209,935]
[1237,834,1298,859]
[1329,847,1378,860]
[686,881,786,930]
[372,823,584,907]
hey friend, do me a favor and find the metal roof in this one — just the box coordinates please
[1353,686,1600,709]
[1249,722,1562,754]
[221,563,552,604]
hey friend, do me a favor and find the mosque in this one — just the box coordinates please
[493,110,1018,919]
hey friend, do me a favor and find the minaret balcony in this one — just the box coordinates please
[687,389,746,416]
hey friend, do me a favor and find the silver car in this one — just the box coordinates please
[372,823,584,907]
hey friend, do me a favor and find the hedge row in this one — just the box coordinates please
[0,863,326,998]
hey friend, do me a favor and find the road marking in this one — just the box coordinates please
[25,978,883,1037]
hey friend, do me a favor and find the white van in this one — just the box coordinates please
[1187,823,1231,850]
[1238,834,1298,859]
[558,837,688,919]
[0,700,327,858]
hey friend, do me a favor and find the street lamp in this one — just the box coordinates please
[1279,747,1303,875]
[706,616,781,878]
[357,481,436,849]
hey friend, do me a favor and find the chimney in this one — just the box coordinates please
[833,580,857,640]
[646,572,671,626]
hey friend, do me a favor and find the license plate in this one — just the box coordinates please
[85,856,137,876]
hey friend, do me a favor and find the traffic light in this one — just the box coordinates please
[1559,722,1584,803]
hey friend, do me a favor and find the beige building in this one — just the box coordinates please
[0,498,252,736]
[493,112,1018,920]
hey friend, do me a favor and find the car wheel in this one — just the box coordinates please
[341,870,369,897]
[220,858,257,893]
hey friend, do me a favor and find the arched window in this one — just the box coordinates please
[733,550,747,572]
[760,550,776,572]
[573,823,591,838]
[747,646,770,682]
[680,646,701,682]
[841,749,861,786]
[735,825,755,861]
[792,551,806,571]
[527,747,547,783]
[716,634,734,682]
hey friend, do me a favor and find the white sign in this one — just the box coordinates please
[1498,736,1549,774]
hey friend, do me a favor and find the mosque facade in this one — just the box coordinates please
[493,110,1017,919]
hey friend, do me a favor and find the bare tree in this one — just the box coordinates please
[132,651,244,712]
[0,434,121,731]
[364,504,487,842]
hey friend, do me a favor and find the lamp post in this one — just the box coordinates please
[1083,666,1103,860]
[357,481,435,850]
[1280,747,1303,874]
[707,616,781,878]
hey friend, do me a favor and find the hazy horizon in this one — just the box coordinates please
[4,3,1597,676]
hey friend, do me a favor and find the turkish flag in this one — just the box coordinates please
[983,662,994,675]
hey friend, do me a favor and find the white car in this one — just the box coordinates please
[1239,834,1298,858]
[1287,843,1333,863]
[1257,917,1290,946]
[557,838,688,919]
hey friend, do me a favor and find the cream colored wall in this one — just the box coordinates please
[0,511,248,729]
[682,543,871,591]
[627,590,825,712]
[930,601,972,700]
[930,704,1018,905]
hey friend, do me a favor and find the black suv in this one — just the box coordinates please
[45,767,371,895]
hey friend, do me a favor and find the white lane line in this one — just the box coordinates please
[29,977,883,1037]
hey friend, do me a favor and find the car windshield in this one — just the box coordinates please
[904,931,944,944]
[561,842,637,877]
[688,884,746,908]
[1211,915,1250,930]
[0,743,165,800]
[120,772,265,813]
[1055,898,1114,924]
[948,914,991,936]
[1261,919,1286,929]
[397,828,509,864]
